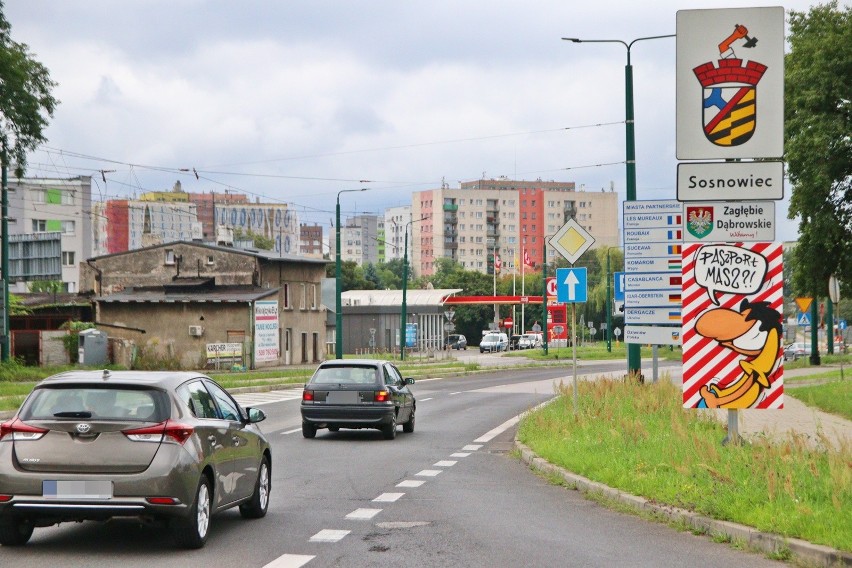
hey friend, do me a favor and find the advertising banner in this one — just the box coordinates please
[254,300,280,362]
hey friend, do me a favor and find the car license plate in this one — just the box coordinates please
[43,480,113,500]
[326,391,359,404]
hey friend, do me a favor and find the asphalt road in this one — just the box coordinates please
[0,360,785,567]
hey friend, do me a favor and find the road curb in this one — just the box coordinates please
[513,439,851,567]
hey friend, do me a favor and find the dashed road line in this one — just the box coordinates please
[434,460,457,467]
[281,428,302,435]
[416,469,442,477]
[420,397,434,401]
[262,554,315,568]
[373,492,404,503]
[309,529,350,543]
[462,444,483,451]
[450,452,471,457]
[346,508,382,520]
[397,479,425,488]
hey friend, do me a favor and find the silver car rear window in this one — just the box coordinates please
[21,387,168,422]
[310,366,378,385]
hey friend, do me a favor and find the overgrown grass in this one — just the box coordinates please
[787,379,852,420]
[518,378,852,552]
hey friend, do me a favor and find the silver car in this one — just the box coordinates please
[0,370,271,548]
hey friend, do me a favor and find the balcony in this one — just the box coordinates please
[444,214,458,224]
[443,203,459,212]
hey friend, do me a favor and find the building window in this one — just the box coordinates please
[32,219,47,232]
[165,249,175,265]
[207,255,214,265]
[62,220,75,235]
[62,251,75,266]
[283,283,290,309]
[310,284,317,309]
[300,284,306,310]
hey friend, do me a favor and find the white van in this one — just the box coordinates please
[480,332,509,353]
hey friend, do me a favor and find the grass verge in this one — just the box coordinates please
[518,377,852,552]
[787,378,852,420]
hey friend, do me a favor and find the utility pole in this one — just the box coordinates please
[1,152,9,361]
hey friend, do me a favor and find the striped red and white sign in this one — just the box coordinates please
[682,242,784,409]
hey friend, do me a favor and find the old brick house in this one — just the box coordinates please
[80,241,329,369]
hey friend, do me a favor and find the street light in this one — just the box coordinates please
[562,34,675,378]
[400,215,429,360]
[335,187,368,359]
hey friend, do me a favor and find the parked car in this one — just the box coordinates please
[480,332,509,353]
[0,370,271,549]
[518,333,543,350]
[509,334,523,350]
[301,359,415,440]
[784,342,810,361]
[445,334,467,350]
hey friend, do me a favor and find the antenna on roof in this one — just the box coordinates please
[102,369,111,381]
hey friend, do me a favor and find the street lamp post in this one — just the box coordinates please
[335,187,368,359]
[562,34,675,378]
[400,215,429,361]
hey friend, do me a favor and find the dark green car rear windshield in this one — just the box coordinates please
[310,365,379,385]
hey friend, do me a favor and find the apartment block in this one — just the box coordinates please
[6,176,92,293]
[411,178,618,277]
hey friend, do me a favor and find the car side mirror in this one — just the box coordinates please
[405,377,415,385]
[246,407,267,423]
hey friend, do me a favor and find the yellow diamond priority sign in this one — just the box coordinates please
[549,218,595,264]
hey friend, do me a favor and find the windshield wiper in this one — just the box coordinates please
[53,411,93,418]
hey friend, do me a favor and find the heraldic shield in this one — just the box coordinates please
[693,59,767,147]
[686,206,714,239]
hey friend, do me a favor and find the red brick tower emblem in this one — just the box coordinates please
[693,24,766,147]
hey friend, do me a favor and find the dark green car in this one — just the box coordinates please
[0,370,271,548]
[301,359,416,440]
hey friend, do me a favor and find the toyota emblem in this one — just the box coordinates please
[76,423,92,434]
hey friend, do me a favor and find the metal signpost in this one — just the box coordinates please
[557,267,588,415]
[829,275,843,380]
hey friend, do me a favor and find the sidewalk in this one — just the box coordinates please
[667,364,851,450]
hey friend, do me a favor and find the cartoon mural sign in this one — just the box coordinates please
[682,242,783,409]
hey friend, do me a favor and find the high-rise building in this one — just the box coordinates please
[384,206,412,262]
[6,176,92,293]
[411,178,618,277]
[339,214,380,266]
[299,224,324,257]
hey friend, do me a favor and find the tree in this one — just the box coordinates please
[0,1,59,176]
[785,2,852,298]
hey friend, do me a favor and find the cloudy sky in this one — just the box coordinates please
[6,0,819,242]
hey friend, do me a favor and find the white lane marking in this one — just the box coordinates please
[434,460,457,467]
[262,554,315,568]
[462,444,483,451]
[474,415,520,443]
[233,390,303,406]
[420,397,433,401]
[397,480,425,488]
[346,508,382,520]
[416,469,442,477]
[450,452,471,458]
[449,392,462,395]
[373,492,404,503]
[309,529,350,543]
[281,428,302,435]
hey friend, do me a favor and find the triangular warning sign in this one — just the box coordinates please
[795,297,813,313]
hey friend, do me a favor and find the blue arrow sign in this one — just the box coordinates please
[613,271,625,302]
[556,267,587,304]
